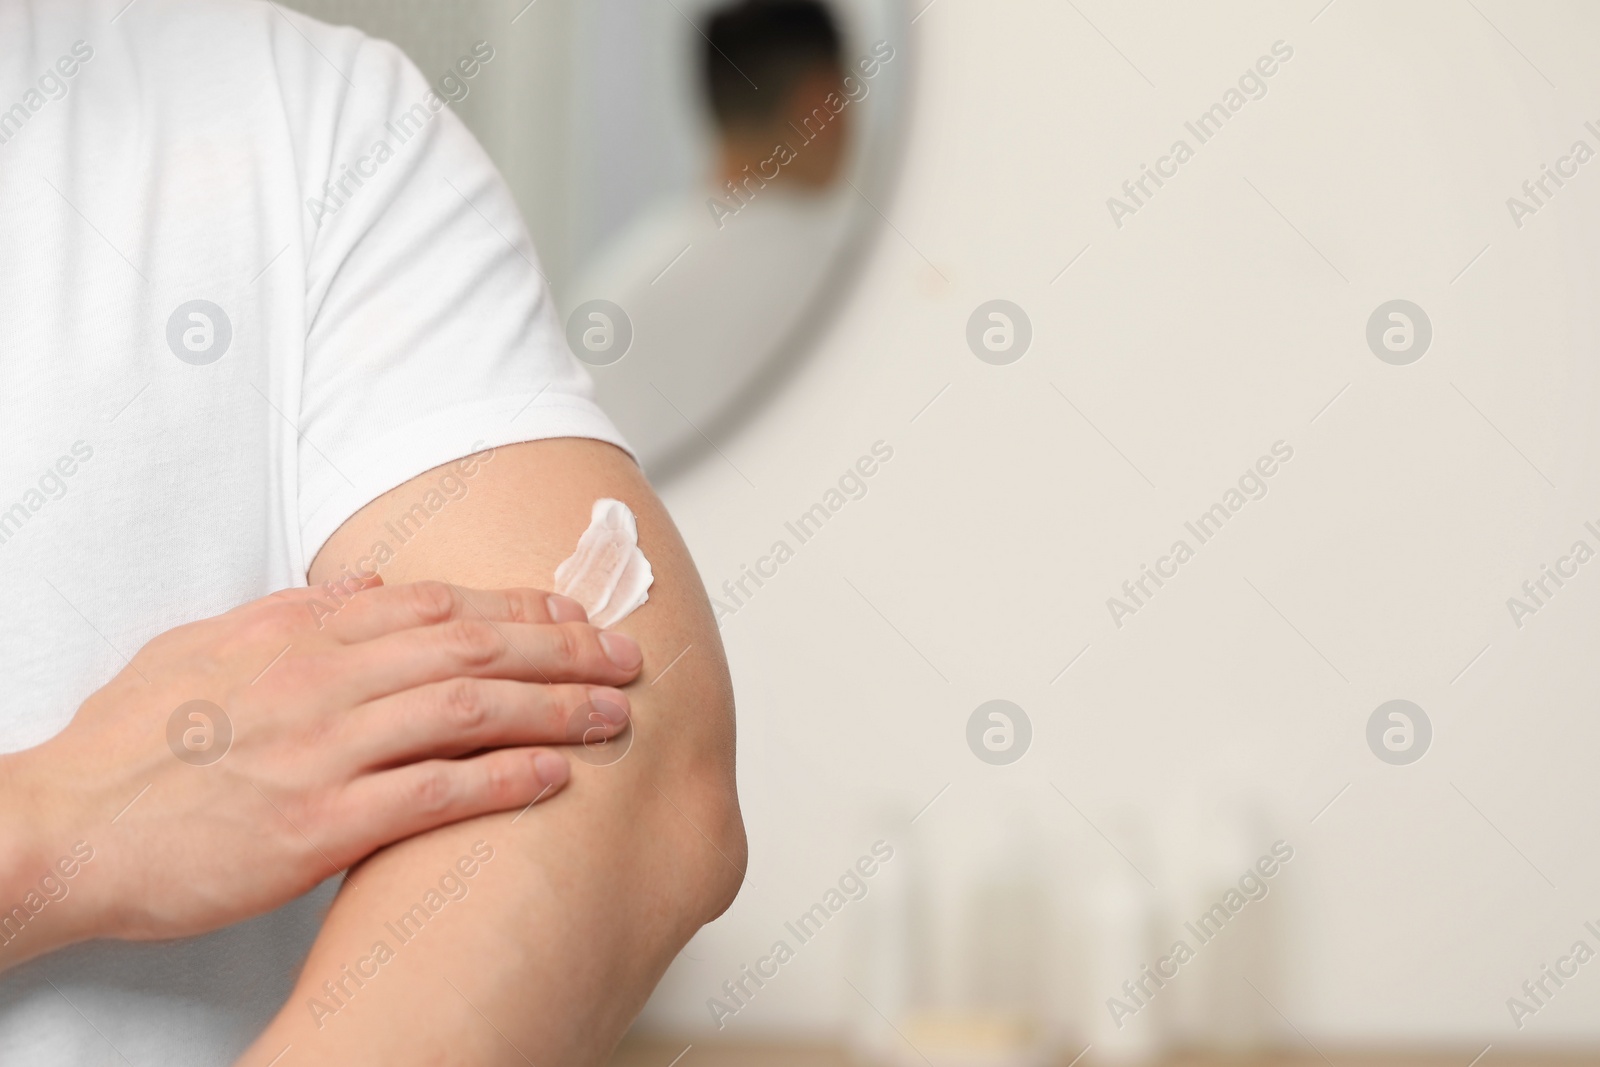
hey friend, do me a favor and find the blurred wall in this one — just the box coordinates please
[642,0,1600,1053]
[566,0,712,270]
[282,0,579,283]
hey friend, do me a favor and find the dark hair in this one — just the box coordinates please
[702,0,843,129]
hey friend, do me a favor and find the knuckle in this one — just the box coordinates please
[440,619,502,666]
[570,686,616,731]
[482,754,531,804]
[562,684,592,722]
[272,648,331,693]
[551,623,585,670]
[408,580,459,625]
[287,790,336,840]
[503,590,536,625]
[439,678,489,732]
[241,600,308,642]
[406,767,456,816]
[300,708,344,754]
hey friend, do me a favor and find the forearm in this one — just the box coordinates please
[0,752,103,972]
[244,712,736,1063]
[241,439,744,1065]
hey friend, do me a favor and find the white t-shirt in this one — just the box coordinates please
[0,2,628,1063]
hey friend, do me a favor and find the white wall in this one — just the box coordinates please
[283,0,1600,1051]
[640,0,1600,1053]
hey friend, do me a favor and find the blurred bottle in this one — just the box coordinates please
[1080,857,1163,1063]
[849,787,1059,1067]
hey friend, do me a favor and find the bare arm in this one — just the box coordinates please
[240,437,745,1066]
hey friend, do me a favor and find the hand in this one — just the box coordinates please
[0,578,643,963]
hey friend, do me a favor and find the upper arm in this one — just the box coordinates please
[263,436,744,1066]
[243,24,741,1062]
[311,435,739,815]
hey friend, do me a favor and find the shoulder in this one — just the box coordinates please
[64,0,431,153]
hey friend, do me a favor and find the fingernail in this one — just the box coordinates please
[599,631,642,671]
[546,594,588,623]
[587,689,630,726]
[533,750,568,786]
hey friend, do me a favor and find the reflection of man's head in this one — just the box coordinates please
[704,0,848,191]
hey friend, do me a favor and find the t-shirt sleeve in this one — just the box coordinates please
[287,30,631,566]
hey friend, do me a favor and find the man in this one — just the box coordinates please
[0,2,743,1064]
[570,0,886,473]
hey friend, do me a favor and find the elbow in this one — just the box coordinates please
[683,698,746,926]
[704,742,747,921]
[654,684,746,929]
[689,773,746,926]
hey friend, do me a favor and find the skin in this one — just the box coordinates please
[718,65,851,191]
[0,572,624,972]
[238,437,745,1066]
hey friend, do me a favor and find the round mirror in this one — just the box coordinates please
[282,0,910,480]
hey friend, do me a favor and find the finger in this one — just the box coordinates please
[318,580,589,643]
[331,747,570,856]
[334,619,643,703]
[348,680,631,769]
[227,573,383,616]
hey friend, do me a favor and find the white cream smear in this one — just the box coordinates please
[554,498,654,628]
